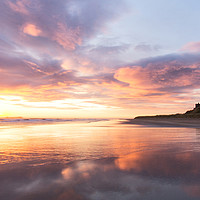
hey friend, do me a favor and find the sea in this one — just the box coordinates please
[0,119,200,200]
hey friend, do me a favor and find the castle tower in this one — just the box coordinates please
[195,103,200,108]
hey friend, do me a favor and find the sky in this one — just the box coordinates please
[1,0,200,118]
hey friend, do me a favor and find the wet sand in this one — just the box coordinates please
[123,118,200,128]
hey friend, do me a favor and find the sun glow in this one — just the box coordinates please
[0,95,121,118]
[0,102,15,117]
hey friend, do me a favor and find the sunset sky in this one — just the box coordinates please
[1,0,200,118]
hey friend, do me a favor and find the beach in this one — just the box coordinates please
[0,120,200,200]
[123,118,200,128]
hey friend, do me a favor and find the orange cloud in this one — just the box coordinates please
[114,66,149,87]
[23,24,42,37]
[114,64,196,89]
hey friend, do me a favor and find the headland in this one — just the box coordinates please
[123,104,200,128]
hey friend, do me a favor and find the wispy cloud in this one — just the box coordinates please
[181,41,200,53]
[135,43,161,52]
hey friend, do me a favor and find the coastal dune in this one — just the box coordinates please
[124,104,200,128]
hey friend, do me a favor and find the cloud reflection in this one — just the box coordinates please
[1,149,200,200]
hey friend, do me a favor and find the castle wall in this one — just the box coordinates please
[195,103,200,108]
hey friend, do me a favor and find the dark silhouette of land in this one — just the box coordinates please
[124,104,200,127]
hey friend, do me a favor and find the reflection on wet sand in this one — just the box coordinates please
[1,150,200,200]
[0,122,200,199]
[0,122,198,165]
[115,151,200,180]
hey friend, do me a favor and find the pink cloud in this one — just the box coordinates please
[7,0,30,15]
[2,0,126,54]
[54,23,82,50]
[181,41,200,53]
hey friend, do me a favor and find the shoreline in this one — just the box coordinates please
[0,118,110,126]
[122,118,200,128]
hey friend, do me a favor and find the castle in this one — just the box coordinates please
[195,103,200,108]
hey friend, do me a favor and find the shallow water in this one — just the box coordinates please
[0,120,200,200]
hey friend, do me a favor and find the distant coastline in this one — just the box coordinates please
[123,104,200,128]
